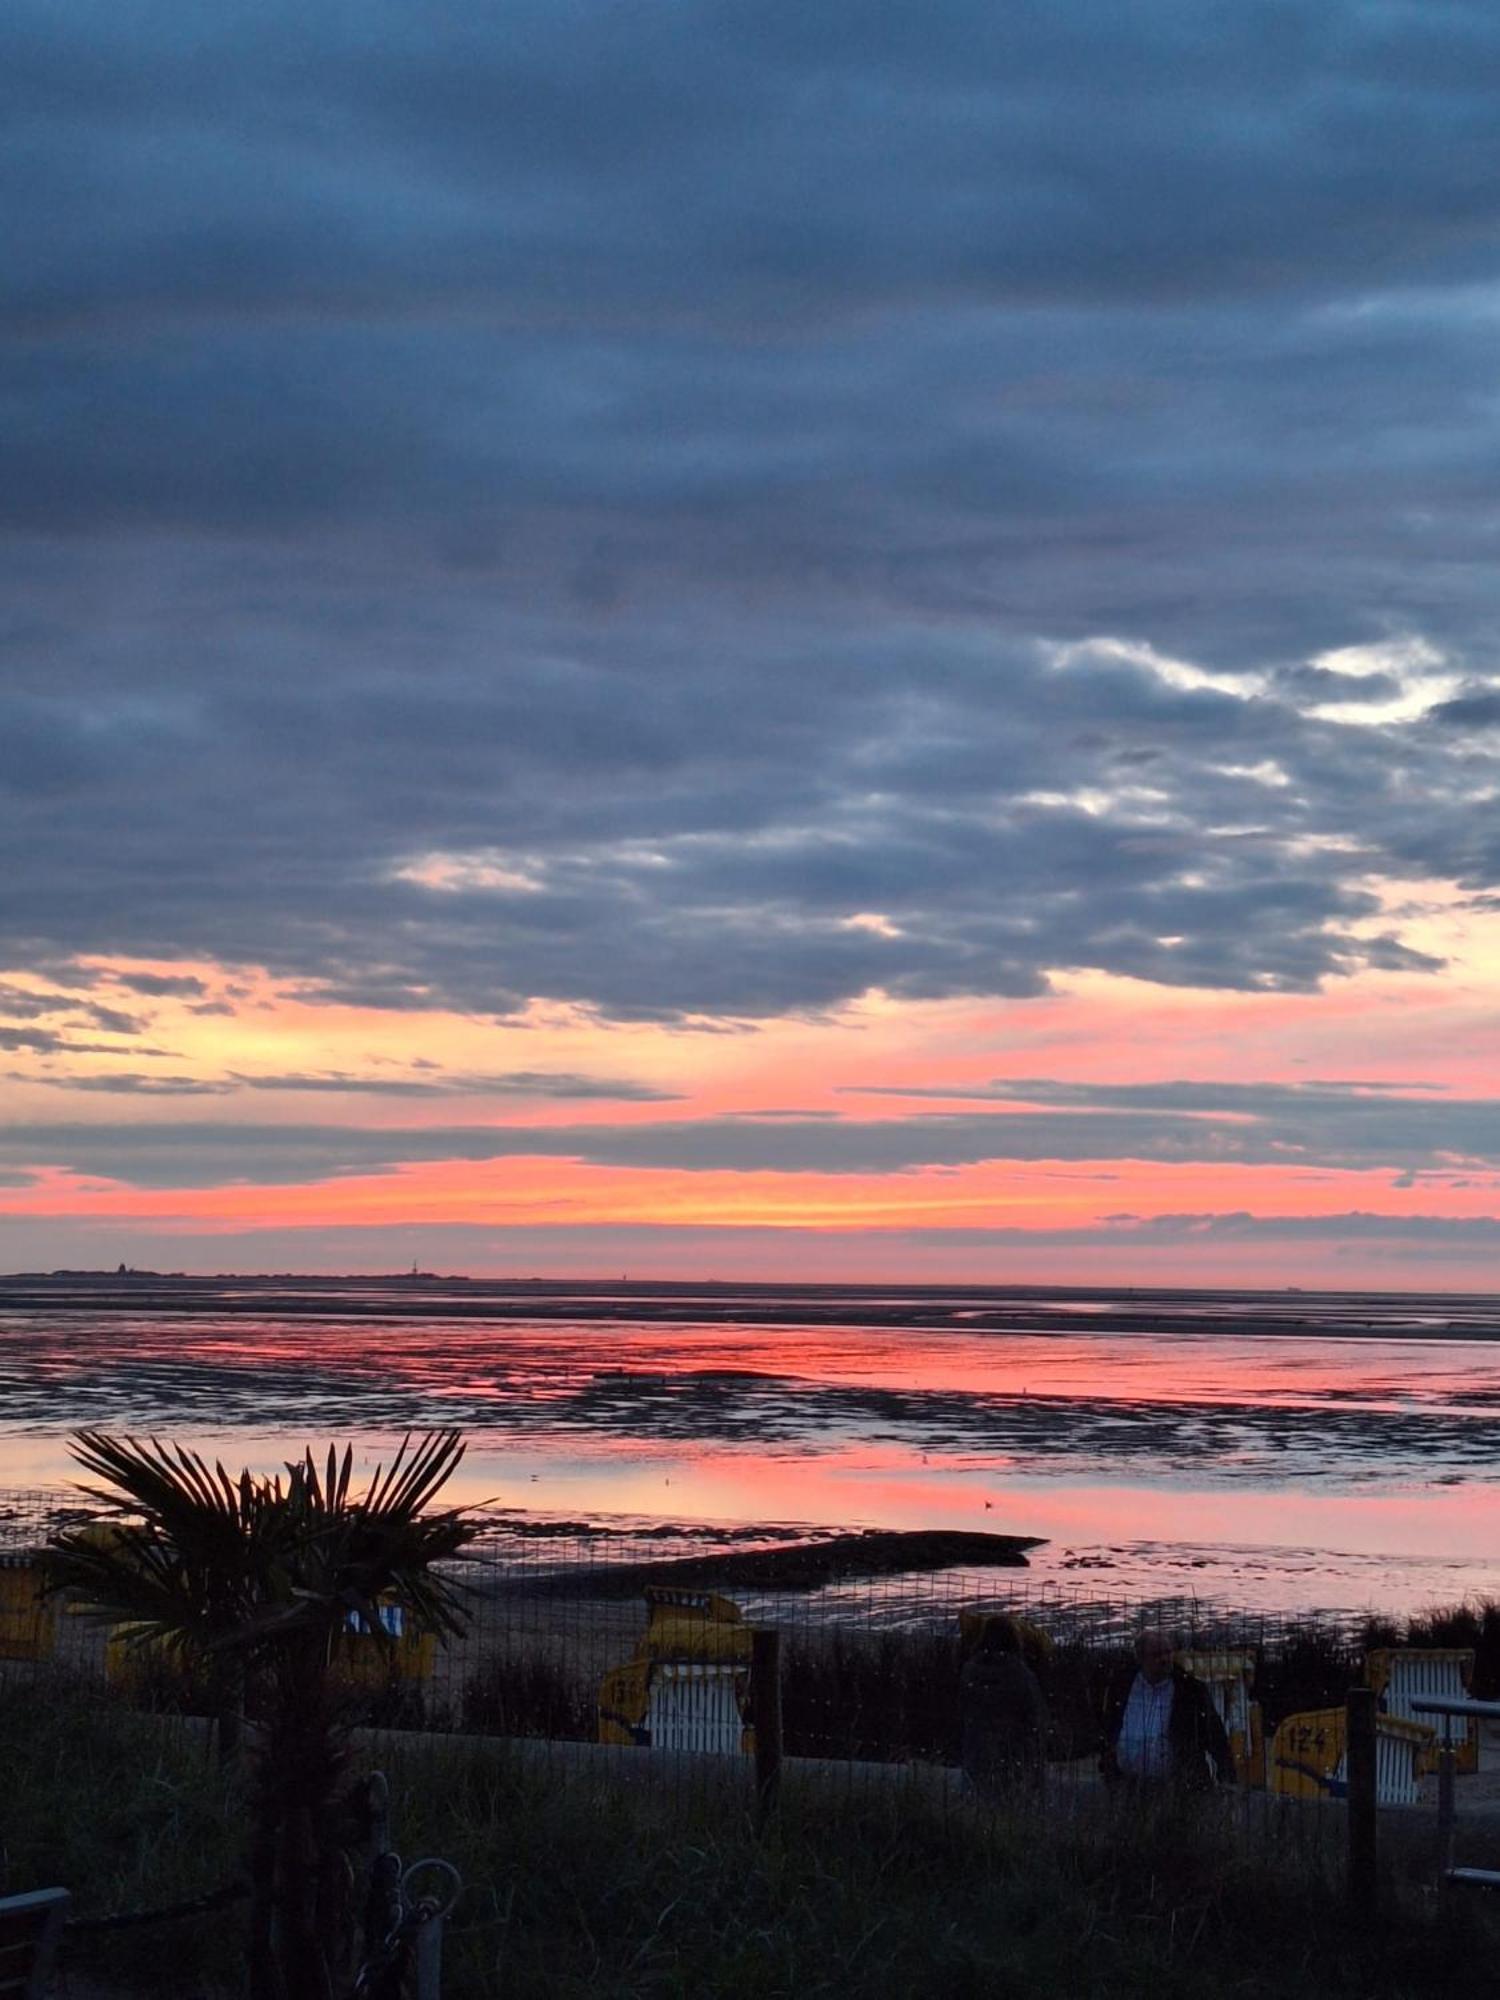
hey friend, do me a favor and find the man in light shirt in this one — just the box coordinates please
[1100,1628,1233,1792]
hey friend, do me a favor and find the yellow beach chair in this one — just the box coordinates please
[0,1554,55,1664]
[1269,1705,1434,1805]
[1176,1649,1263,1786]
[958,1608,1053,1671]
[598,1587,754,1754]
[331,1599,437,1689]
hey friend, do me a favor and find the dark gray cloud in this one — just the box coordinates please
[1093,1211,1500,1245]
[10,3,1500,335]
[0,983,149,1040]
[848,1077,1462,1109]
[3,1076,1499,1187]
[225,1069,680,1100]
[77,1004,144,1035]
[112,973,209,998]
[0,984,80,1020]
[19,1065,678,1101]
[1433,688,1500,728]
[3,5,1499,1023]
[0,1028,156,1056]
[18,1072,233,1096]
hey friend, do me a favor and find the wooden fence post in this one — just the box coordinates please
[357,1771,398,1973]
[1346,1687,1378,1920]
[752,1628,783,1827]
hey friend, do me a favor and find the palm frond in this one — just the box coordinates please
[46,1428,478,1661]
[362,1429,465,1521]
[68,1432,260,1547]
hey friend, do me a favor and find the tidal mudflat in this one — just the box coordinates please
[3,1273,1499,1615]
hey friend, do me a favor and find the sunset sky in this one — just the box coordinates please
[5,3,1500,1287]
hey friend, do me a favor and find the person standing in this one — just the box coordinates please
[1100,1628,1234,1792]
[960,1614,1049,1801]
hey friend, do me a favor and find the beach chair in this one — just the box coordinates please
[0,1555,54,1664]
[646,1661,748,1754]
[1365,1647,1478,1775]
[958,1608,1053,1671]
[1269,1705,1434,1805]
[1176,1649,1263,1785]
[0,1888,69,2000]
[599,1587,754,1754]
[331,1599,437,1690]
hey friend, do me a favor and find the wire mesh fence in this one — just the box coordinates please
[4,1487,1498,1880]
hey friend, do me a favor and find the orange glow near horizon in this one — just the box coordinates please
[3,933,1500,1282]
[5,1154,1500,1232]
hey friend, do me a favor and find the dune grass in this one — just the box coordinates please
[380,1741,1500,2000]
[6,1670,1500,1999]
[0,1672,241,1991]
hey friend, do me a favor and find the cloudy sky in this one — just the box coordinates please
[4,1,1500,1285]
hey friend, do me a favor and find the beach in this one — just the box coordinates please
[4,1273,1500,1616]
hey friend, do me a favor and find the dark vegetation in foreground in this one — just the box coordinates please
[4,1674,1499,2000]
[15,1411,1500,1997]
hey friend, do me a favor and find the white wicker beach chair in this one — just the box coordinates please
[1366,1648,1477,1774]
[1340,1716,1433,1807]
[645,1660,747,1755]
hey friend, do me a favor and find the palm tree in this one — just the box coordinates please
[44,1429,476,2000]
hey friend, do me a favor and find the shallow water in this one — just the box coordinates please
[3,1275,1499,1616]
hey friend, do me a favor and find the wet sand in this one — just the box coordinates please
[4,1274,1500,1614]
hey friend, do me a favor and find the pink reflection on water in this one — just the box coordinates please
[25,1311,1499,1414]
[11,1420,1500,1619]
[6,1298,1500,1615]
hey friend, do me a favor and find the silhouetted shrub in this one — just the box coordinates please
[462,1650,594,1740]
[1255,1623,1362,1730]
[781,1631,963,1763]
[1402,1597,1500,1698]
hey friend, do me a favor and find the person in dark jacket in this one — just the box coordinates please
[960,1614,1049,1800]
[1099,1628,1234,1792]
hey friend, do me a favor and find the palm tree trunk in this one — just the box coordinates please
[246,1753,283,2000]
[214,1656,245,1763]
[266,1642,342,2000]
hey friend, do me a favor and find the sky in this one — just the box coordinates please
[3,1,1500,1288]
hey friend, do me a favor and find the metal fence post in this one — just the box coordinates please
[752,1627,783,1826]
[1346,1687,1378,1919]
[1436,1737,1456,1879]
[413,1906,444,2000]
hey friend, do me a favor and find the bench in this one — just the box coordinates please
[0,1889,69,2000]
